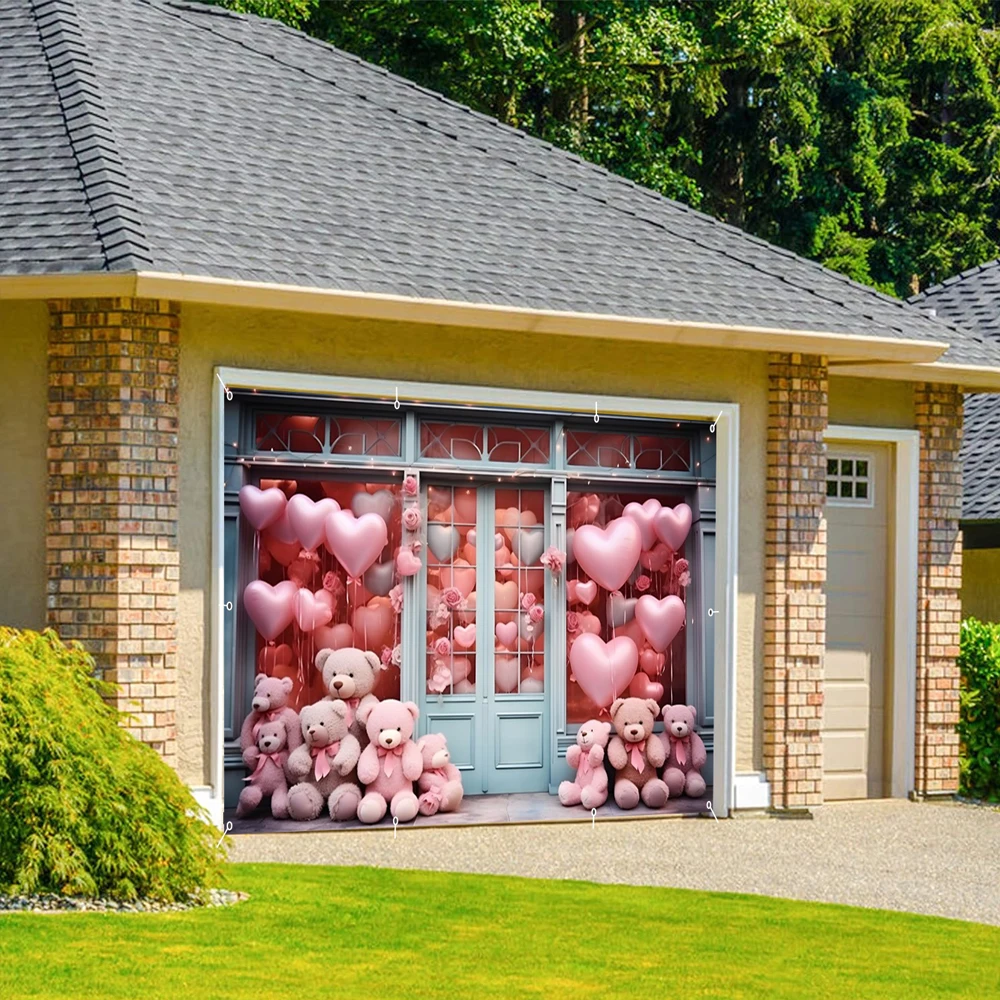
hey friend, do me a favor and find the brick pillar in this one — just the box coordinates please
[764,353,828,809]
[914,384,962,795]
[46,297,180,765]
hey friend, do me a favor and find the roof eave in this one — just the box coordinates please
[829,358,1000,390]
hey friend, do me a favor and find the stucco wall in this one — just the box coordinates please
[962,548,1000,624]
[829,375,915,429]
[0,299,48,630]
[178,303,769,785]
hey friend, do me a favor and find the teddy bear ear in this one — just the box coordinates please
[363,650,385,673]
[328,699,348,719]
[416,735,428,750]
[688,705,697,721]
[601,721,612,736]
[609,698,624,718]
[280,677,294,693]
[660,704,670,719]
[356,700,376,725]
[254,672,267,688]
[644,698,660,716]
[314,649,332,672]
[404,701,420,721]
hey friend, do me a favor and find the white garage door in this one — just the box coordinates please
[824,445,891,800]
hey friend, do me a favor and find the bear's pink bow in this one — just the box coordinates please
[670,735,688,767]
[251,709,280,741]
[244,751,283,781]
[628,739,646,773]
[577,752,595,783]
[311,741,340,780]
[342,697,360,729]
[377,744,405,777]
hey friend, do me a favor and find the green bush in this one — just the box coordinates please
[957,618,1000,802]
[0,628,225,900]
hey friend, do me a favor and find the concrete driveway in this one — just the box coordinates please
[229,798,1000,926]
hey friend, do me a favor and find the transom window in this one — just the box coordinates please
[826,455,873,507]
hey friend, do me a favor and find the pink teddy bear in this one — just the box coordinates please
[660,704,708,798]
[239,674,302,763]
[236,719,290,819]
[416,733,464,816]
[558,719,612,809]
[356,699,423,824]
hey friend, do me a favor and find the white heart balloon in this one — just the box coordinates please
[363,560,396,597]
[511,525,545,566]
[607,592,637,627]
[427,523,460,562]
[351,489,396,523]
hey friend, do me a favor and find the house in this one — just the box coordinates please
[2,0,995,826]
[912,265,1000,624]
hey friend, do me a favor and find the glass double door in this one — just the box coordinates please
[420,482,549,794]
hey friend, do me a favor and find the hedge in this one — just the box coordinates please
[958,618,1000,802]
[0,628,225,900]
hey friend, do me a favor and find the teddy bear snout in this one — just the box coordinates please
[252,697,268,711]
[380,730,400,748]
[628,725,642,739]
[673,723,686,735]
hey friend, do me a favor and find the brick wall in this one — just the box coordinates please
[914,383,963,795]
[46,297,180,764]
[764,353,828,808]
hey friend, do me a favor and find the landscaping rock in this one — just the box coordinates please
[0,888,246,914]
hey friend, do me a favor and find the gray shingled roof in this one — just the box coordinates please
[0,0,995,363]
[915,266,1000,521]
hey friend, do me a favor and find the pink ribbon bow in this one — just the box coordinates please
[342,697,360,729]
[670,735,688,767]
[628,739,646,774]
[377,744,405,777]
[577,751,595,783]
[252,709,279,741]
[244,751,283,782]
[311,741,340,780]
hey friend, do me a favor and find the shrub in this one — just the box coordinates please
[957,618,1000,802]
[0,628,225,900]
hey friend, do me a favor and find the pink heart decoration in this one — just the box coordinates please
[495,544,514,578]
[640,543,671,573]
[427,524,460,562]
[466,529,477,547]
[461,542,478,565]
[286,494,340,552]
[567,579,598,606]
[569,634,639,709]
[353,597,395,651]
[351,489,396,522]
[395,546,422,577]
[654,502,693,552]
[262,529,301,567]
[294,588,333,632]
[313,622,355,653]
[567,493,601,528]
[239,485,287,532]
[287,557,318,588]
[267,508,299,545]
[363,560,396,597]
[493,580,519,623]
[635,595,686,652]
[573,517,642,593]
[325,510,388,579]
[453,624,477,649]
[243,579,298,641]
[623,498,662,551]
[511,526,545,565]
[576,611,602,635]
[629,674,664,702]
[258,643,294,673]
[439,558,475,598]
[496,508,537,542]
[453,488,477,523]
[639,646,666,677]
[607,592,637,627]
[495,533,504,550]
[495,621,518,649]
[494,656,520,693]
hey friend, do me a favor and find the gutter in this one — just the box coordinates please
[1,269,949,365]
[829,359,1000,390]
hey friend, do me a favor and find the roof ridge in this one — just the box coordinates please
[912,258,1000,302]
[141,0,946,342]
[30,0,153,271]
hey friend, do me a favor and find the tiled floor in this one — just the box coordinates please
[226,787,712,834]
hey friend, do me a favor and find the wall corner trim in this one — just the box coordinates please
[733,771,771,810]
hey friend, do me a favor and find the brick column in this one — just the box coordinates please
[46,297,180,765]
[914,384,962,795]
[763,353,828,808]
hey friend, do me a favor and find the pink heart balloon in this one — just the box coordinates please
[262,529,301,567]
[567,579,598,606]
[267,508,299,545]
[439,558,476,598]
[466,528,477,547]
[567,492,601,528]
[458,590,476,625]
[629,674,664,702]
[640,542,671,573]
[258,642,294,673]
[635,594,686,652]
[494,655,520,693]
[353,597,395,651]
[461,542,478,565]
[287,495,340,552]
[495,621,518,649]
[294,587,333,632]
[453,624,477,649]
[569,634,639,709]
[654,503,693,552]
[239,485,286,532]
[243,579,298,641]
[494,580,519,623]
[615,615,646,650]
[496,507,537,542]
[395,547,422,577]
[325,510,388,579]
[573,518,642,593]
[639,646,666,677]
[287,556,319,588]
[313,622,355,653]
[351,489,396,523]
[576,611,602,635]
[495,533,504,550]
[453,487,477,524]
[623,498,662,551]
[495,544,515,578]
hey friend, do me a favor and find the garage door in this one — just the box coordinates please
[824,445,891,800]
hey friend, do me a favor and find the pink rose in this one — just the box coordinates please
[403,475,417,496]
[380,645,393,666]
[674,558,689,578]
[389,584,404,615]
[402,506,422,531]
[635,574,651,593]
[678,571,691,588]
[528,604,544,624]
[391,644,402,666]
[566,611,580,633]
[430,603,451,628]
[442,587,463,609]
[520,592,537,610]
[434,636,452,657]
[540,546,565,574]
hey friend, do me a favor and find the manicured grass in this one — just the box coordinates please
[1,864,998,999]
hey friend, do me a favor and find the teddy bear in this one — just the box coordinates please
[558,718,612,809]
[285,700,363,821]
[355,699,423,824]
[239,673,302,763]
[415,733,464,816]
[236,718,290,819]
[607,697,669,809]
[660,704,708,798]
[315,646,384,746]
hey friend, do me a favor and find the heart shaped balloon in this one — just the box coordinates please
[511,525,545,566]
[395,547,422,577]
[363,560,396,597]
[294,587,333,632]
[623,498,662,551]
[453,623,477,649]
[495,621,518,649]
[494,580,519,623]
[427,523,460,562]
[654,502,693,552]
[313,622,355,653]
[639,646,666,677]
[459,590,476,625]
[351,489,396,523]
[439,558,475,598]
[287,556,319,589]
[262,528,301,567]
[576,611,602,635]
[494,655,520,693]
[629,673,664,702]
[267,508,299,545]
[496,508,537,543]
[569,634,638,709]
[325,510,388,579]
[567,579,598,606]
[244,579,298,641]
[287,494,340,552]
[239,485,287,532]
[607,592,638,628]
[353,597,395,651]
[573,517,642,593]
[567,492,601,528]
[640,542,671,573]
[258,642,294,673]
[453,488,477,523]
[635,594,686,652]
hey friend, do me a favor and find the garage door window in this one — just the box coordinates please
[826,455,873,507]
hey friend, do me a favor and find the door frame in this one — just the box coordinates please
[210,367,741,822]
[824,424,919,799]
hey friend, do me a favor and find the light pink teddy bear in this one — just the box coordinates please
[558,719,612,809]
[239,674,302,763]
[356,699,423,824]
[660,704,707,798]
[416,733,464,816]
[236,719,290,819]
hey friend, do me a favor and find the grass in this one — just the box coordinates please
[1,864,999,999]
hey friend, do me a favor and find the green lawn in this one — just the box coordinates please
[1,864,998,999]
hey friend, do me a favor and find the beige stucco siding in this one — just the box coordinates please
[961,548,1000,624]
[179,303,768,785]
[0,299,48,631]
[829,376,915,429]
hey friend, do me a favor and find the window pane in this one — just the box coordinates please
[487,425,550,464]
[840,481,853,498]
[827,458,838,475]
[420,422,485,461]
[840,459,853,476]
[855,481,868,499]
[330,417,401,457]
[855,460,868,478]
[566,428,692,472]
[255,413,323,453]
[827,480,838,497]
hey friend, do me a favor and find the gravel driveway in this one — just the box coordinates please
[229,798,1000,926]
